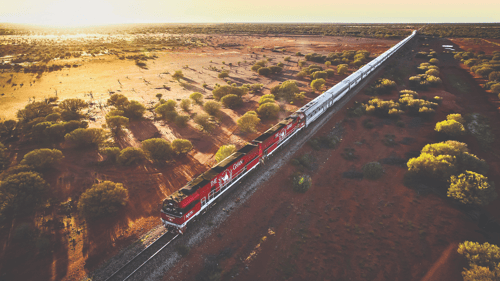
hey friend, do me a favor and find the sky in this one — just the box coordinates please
[0,0,499,27]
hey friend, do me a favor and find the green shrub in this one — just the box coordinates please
[257,103,280,119]
[175,115,189,127]
[172,139,193,154]
[16,101,54,123]
[425,69,440,76]
[123,101,146,119]
[310,78,326,92]
[258,67,271,76]
[20,148,63,170]
[429,58,439,65]
[362,162,384,179]
[107,94,130,108]
[458,241,500,271]
[106,115,129,133]
[101,147,120,162]
[180,99,191,111]
[172,70,184,80]
[337,64,348,75]
[164,110,178,122]
[212,85,248,100]
[269,66,283,74]
[448,171,496,206]
[189,92,203,104]
[491,84,500,94]
[194,113,214,132]
[221,94,242,108]
[237,111,260,133]
[142,138,172,162]
[489,71,500,82]
[0,172,47,214]
[117,147,147,165]
[291,173,312,193]
[215,145,236,163]
[65,128,107,148]
[435,120,466,137]
[203,101,221,115]
[77,181,128,219]
[218,71,229,79]
[175,244,191,257]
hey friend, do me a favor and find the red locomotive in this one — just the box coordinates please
[161,113,305,233]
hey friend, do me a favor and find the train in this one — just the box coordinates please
[161,30,417,234]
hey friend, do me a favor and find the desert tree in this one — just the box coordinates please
[458,241,500,280]
[142,138,172,162]
[77,181,128,219]
[65,128,107,148]
[59,98,88,120]
[123,101,146,119]
[20,148,64,170]
[0,171,48,215]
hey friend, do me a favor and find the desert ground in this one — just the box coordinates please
[0,33,400,281]
[161,37,500,281]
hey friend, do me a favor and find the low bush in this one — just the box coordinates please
[237,111,260,133]
[77,181,128,219]
[448,171,496,206]
[203,101,221,115]
[257,103,280,119]
[194,113,214,132]
[310,78,326,92]
[180,99,191,112]
[172,139,193,154]
[435,119,466,138]
[291,173,312,193]
[175,115,189,127]
[341,148,357,160]
[117,147,147,165]
[142,138,172,162]
[215,145,236,163]
[189,92,203,104]
[362,162,384,179]
[221,94,242,108]
[101,147,120,162]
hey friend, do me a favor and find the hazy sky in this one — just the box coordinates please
[0,0,499,27]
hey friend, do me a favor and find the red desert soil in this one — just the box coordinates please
[0,34,398,281]
[164,37,500,281]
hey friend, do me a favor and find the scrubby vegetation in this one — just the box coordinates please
[458,241,500,280]
[142,138,172,162]
[291,173,312,193]
[215,145,236,163]
[77,181,128,219]
[237,111,261,133]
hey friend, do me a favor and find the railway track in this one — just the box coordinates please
[104,233,179,281]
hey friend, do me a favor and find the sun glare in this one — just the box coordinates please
[29,0,124,27]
